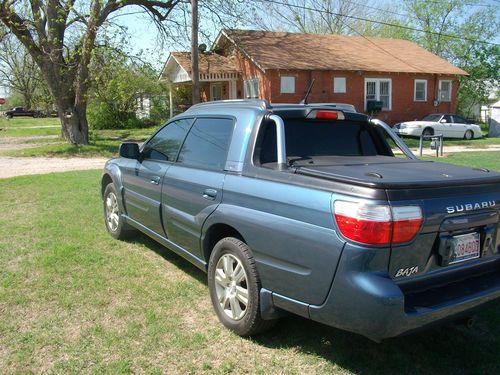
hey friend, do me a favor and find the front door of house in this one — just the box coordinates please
[210,83,222,101]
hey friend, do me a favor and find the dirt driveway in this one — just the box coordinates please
[0,156,108,179]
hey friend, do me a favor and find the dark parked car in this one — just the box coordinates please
[5,107,41,118]
[102,100,500,342]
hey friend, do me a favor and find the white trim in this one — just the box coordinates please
[414,79,427,102]
[438,80,452,102]
[364,78,392,111]
[229,80,237,99]
[333,77,346,93]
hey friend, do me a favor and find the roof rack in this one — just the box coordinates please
[186,99,270,112]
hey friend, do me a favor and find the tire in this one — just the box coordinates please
[422,127,434,137]
[103,183,132,240]
[208,237,276,336]
[464,130,473,140]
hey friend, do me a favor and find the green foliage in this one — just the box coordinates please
[87,48,167,130]
[401,0,499,118]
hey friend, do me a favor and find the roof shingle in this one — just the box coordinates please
[171,52,238,74]
[219,29,467,75]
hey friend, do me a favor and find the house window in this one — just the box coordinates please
[414,79,427,102]
[333,77,346,93]
[365,78,392,110]
[439,80,452,102]
[280,76,295,94]
[244,78,260,99]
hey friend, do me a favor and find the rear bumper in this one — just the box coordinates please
[308,246,500,342]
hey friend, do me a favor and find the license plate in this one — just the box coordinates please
[449,233,480,264]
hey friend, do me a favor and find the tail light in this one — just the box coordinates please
[334,201,423,246]
[307,110,345,120]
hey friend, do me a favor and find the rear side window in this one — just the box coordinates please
[144,119,192,161]
[259,119,389,164]
[177,118,233,170]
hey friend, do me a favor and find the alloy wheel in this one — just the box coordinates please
[105,192,120,232]
[214,254,249,320]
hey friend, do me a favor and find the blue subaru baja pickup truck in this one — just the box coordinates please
[101,100,500,342]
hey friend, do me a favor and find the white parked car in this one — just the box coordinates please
[394,113,482,139]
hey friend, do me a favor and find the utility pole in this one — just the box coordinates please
[191,0,200,105]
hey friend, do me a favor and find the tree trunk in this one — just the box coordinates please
[57,101,89,144]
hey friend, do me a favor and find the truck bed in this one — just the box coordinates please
[292,155,500,189]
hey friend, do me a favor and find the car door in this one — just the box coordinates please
[161,117,234,258]
[451,115,468,138]
[121,118,192,235]
[439,114,453,137]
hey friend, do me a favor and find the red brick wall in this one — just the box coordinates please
[234,53,459,125]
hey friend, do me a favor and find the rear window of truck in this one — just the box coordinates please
[258,119,392,164]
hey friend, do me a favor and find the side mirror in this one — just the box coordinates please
[119,142,140,159]
[440,119,447,123]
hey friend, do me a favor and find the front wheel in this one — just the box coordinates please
[208,237,275,336]
[422,127,434,137]
[464,130,473,140]
[103,183,132,239]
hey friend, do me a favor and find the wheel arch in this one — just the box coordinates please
[202,223,246,268]
[422,126,434,135]
[101,173,113,197]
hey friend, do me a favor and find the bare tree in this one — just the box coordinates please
[254,0,369,35]
[0,0,180,144]
[0,35,48,109]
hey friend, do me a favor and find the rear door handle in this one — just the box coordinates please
[150,176,161,185]
[202,188,218,200]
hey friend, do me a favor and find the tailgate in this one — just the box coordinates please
[388,185,500,283]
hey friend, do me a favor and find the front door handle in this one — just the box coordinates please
[150,176,161,185]
[202,188,218,200]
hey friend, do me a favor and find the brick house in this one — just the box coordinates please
[160,29,467,124]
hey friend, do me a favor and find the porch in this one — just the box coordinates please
[160,52,242,117]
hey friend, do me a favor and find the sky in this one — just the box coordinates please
[113,0,500,71]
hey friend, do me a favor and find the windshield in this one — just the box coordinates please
[421,114,442,122]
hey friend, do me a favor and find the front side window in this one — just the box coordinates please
[414,79,427,102]
[177,118,233,170]
[280,76,295,94]
[244,78,259,98]
[143,119,192,161]
[439,80,452,102]
[365,79,392,110]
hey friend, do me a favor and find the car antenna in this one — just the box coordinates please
[300,78,315,104]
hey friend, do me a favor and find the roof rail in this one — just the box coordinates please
[186,99,271,112]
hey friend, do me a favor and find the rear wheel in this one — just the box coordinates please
[464,130,473,140]
[103,183,132,239]
[422,127,434,137]
[208,237,275,336]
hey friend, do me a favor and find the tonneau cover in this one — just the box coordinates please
[294,156,500,189]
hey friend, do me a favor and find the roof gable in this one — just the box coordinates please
[213,29,467,76]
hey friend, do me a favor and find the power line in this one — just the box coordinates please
[254,0,500,46]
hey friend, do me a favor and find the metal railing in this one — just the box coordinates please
[419,134,444,157]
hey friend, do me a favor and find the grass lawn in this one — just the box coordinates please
[0,117,159,157]
[422,151,500,171]
[400,135,500,149]
[1,170,499,374]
